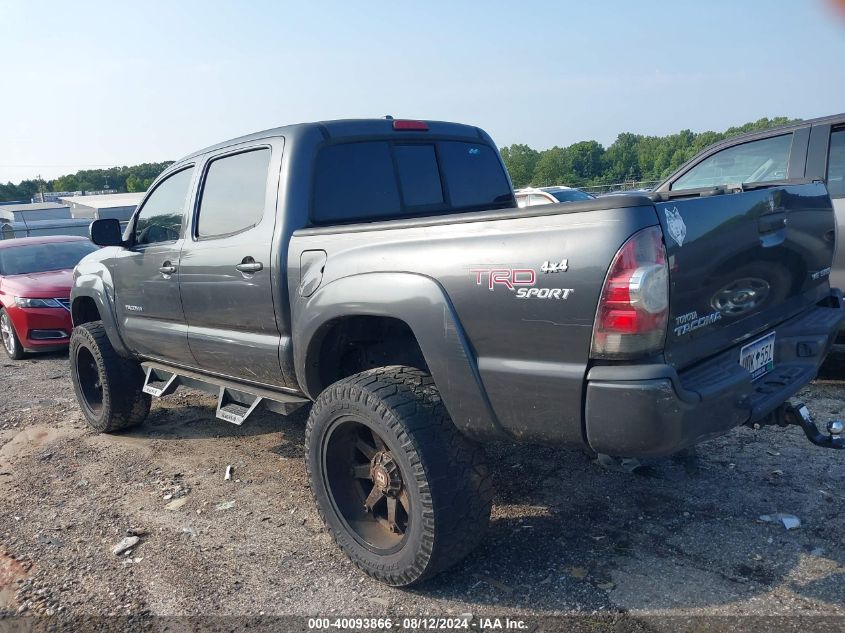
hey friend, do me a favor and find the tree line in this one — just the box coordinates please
[0,116,798,202]
[500,117,798,190]
[0,162,173,203]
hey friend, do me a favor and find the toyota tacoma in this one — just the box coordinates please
[69,118,843,586]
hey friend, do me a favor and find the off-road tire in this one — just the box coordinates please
[69,321,150,432]
[0,309,25,360]
[305,365,493,586]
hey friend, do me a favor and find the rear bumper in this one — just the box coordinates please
[585,291,845,457]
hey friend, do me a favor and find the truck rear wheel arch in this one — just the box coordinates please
[312,316,429,392]
[294,272,507,442]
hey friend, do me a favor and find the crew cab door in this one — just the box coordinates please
[112,165,196,364]
[178,140,286,386]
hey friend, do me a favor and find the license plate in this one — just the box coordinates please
[740,332,776,380]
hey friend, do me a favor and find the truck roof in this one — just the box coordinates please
[179,118,487,165]
[656,112,845,191]
[685,112,845,155]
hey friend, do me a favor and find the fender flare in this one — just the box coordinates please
[70,273,131,358]
[294,272,506,441]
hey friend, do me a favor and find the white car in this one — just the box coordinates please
[514,186,594,208]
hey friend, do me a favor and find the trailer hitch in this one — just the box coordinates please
[754,402,845,449]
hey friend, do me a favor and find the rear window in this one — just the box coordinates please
[312,140,513,224]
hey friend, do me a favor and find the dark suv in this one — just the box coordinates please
[655,113,845,314]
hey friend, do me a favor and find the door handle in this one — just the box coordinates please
[159,263,177,275]
[236,258,263,274]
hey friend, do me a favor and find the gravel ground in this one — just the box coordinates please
[1,352,844,630]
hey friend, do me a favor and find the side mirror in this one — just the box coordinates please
[89,218,125,247]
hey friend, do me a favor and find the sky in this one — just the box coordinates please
[1,0,845,184]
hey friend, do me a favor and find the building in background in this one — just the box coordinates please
[0,202,90,240]
[0,202,71,222]
[59,192,144,222]
[35,190,116,203]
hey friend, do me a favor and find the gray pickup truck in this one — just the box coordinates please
[68,118,843,586]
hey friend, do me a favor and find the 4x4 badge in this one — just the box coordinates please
[665,207,687,247]
[540,259,568,273]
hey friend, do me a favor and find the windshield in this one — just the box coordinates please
[546,189,593,203]
[0,241,98,276]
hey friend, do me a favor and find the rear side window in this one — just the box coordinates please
[197,148,271,238]
[828,128,845,199]
[672,134,793,191]
[312,140,512,224]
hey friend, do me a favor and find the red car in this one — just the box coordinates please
[0,236,99,359]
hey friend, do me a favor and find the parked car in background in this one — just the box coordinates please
[655,113,845,317]
[0,236,99,359]
[599,187,654,197]
[515,185,593,207]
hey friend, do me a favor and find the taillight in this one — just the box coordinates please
[591,226,669,359]
[392,120,429,131]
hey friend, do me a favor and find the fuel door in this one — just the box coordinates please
[299,250,327,297]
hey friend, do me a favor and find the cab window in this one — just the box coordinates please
[827,128,845,199]
[672,134,792,191]
[134,167,194,246]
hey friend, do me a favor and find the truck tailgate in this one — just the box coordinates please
[656,182,835,370]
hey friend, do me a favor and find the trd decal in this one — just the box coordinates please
[811,267,831,281]
[470,268,573,300]
[471,268,536,291]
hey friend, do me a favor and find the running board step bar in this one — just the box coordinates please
[140,361,310,424]
[216,388,264,426]
[142,366,179,397]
